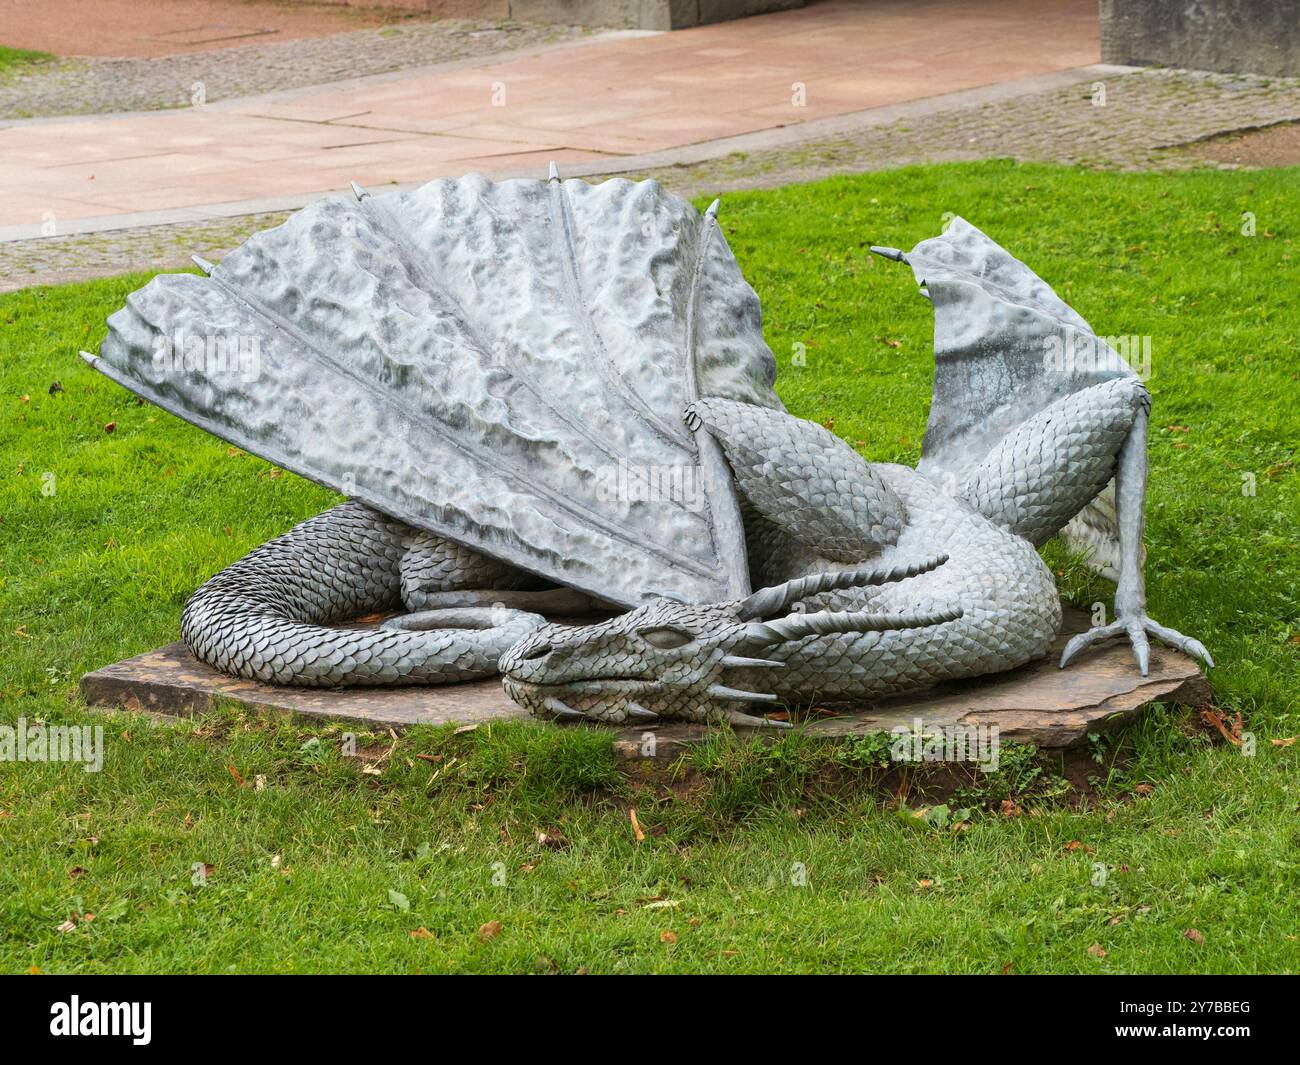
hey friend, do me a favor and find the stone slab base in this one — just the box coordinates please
[80,605,1211,759]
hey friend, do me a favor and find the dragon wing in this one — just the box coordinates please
[87,172,782,608]
[878,218,1139,577]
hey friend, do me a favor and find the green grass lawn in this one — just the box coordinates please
[1,160,1297,973]
[0,45,54,75]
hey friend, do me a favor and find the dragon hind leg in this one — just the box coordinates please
[947,376,1210,674]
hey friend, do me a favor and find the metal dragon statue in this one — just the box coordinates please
[84,168,1210,727]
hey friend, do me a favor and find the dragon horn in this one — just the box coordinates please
[736,554,949,621]
[726,709,792,729]
[756,606,963,644]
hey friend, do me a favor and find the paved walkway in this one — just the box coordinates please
[6,66,1296,292]
[0,20,587,121]
[1,0,396,59]
[0,0,1101,237]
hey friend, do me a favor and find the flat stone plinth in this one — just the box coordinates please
[80,606,1211,757]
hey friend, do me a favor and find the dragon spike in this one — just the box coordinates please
[737,554,949,621]
[870,245,907,262]
[760,605,963,643]
[719,655,785,670]
[727,709,792,730]
[191,254,216,275]
[350,180,371,201]
[707,683,778,703]
[624,701,659,721]
[705,198,720,221]
[542,696,585,721]
[547,161,560,183]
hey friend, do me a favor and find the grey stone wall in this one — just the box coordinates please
[1101,0,1300,77]
[306,0,805,31]
[511,0,805,30]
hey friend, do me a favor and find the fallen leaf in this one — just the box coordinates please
[227,765,246,787]
[642,899,680,910]
[453,724,478,735]
[1271,737,1295,747]
[660,930,678,945]
[536,828,569,850]
[1000,799,1022,817]
[103,421,116,434]
[1184,928,1205,945]
[387,889,410,912]
[68,867,85,879]
[478,920,502,942]
[410,927,434,939]
[1087,942,1106,958]
[629,807,646,843]
[1199,708,1243,746]
[56,920,76,934]
[917,878,933,889]
[999,962,1013,975]
[1133,783,1155,795]
[270,854,281,869]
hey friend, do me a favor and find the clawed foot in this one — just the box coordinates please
[1059,614,1213,676]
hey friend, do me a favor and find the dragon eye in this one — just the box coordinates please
[637,624,696,650]
[638,626,693,650]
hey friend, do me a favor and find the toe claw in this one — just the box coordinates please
[1139,617,1214,670]
[1059,621,1121,669]
[542,696,586,722]
[1129,625,1150,676]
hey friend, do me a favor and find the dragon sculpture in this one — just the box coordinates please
[85,169,1210,728]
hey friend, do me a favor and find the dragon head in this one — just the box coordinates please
[500,554,956,727]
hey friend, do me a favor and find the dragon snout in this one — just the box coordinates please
[499,629,568,681]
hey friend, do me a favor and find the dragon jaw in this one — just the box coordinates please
[499,554,959,727]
